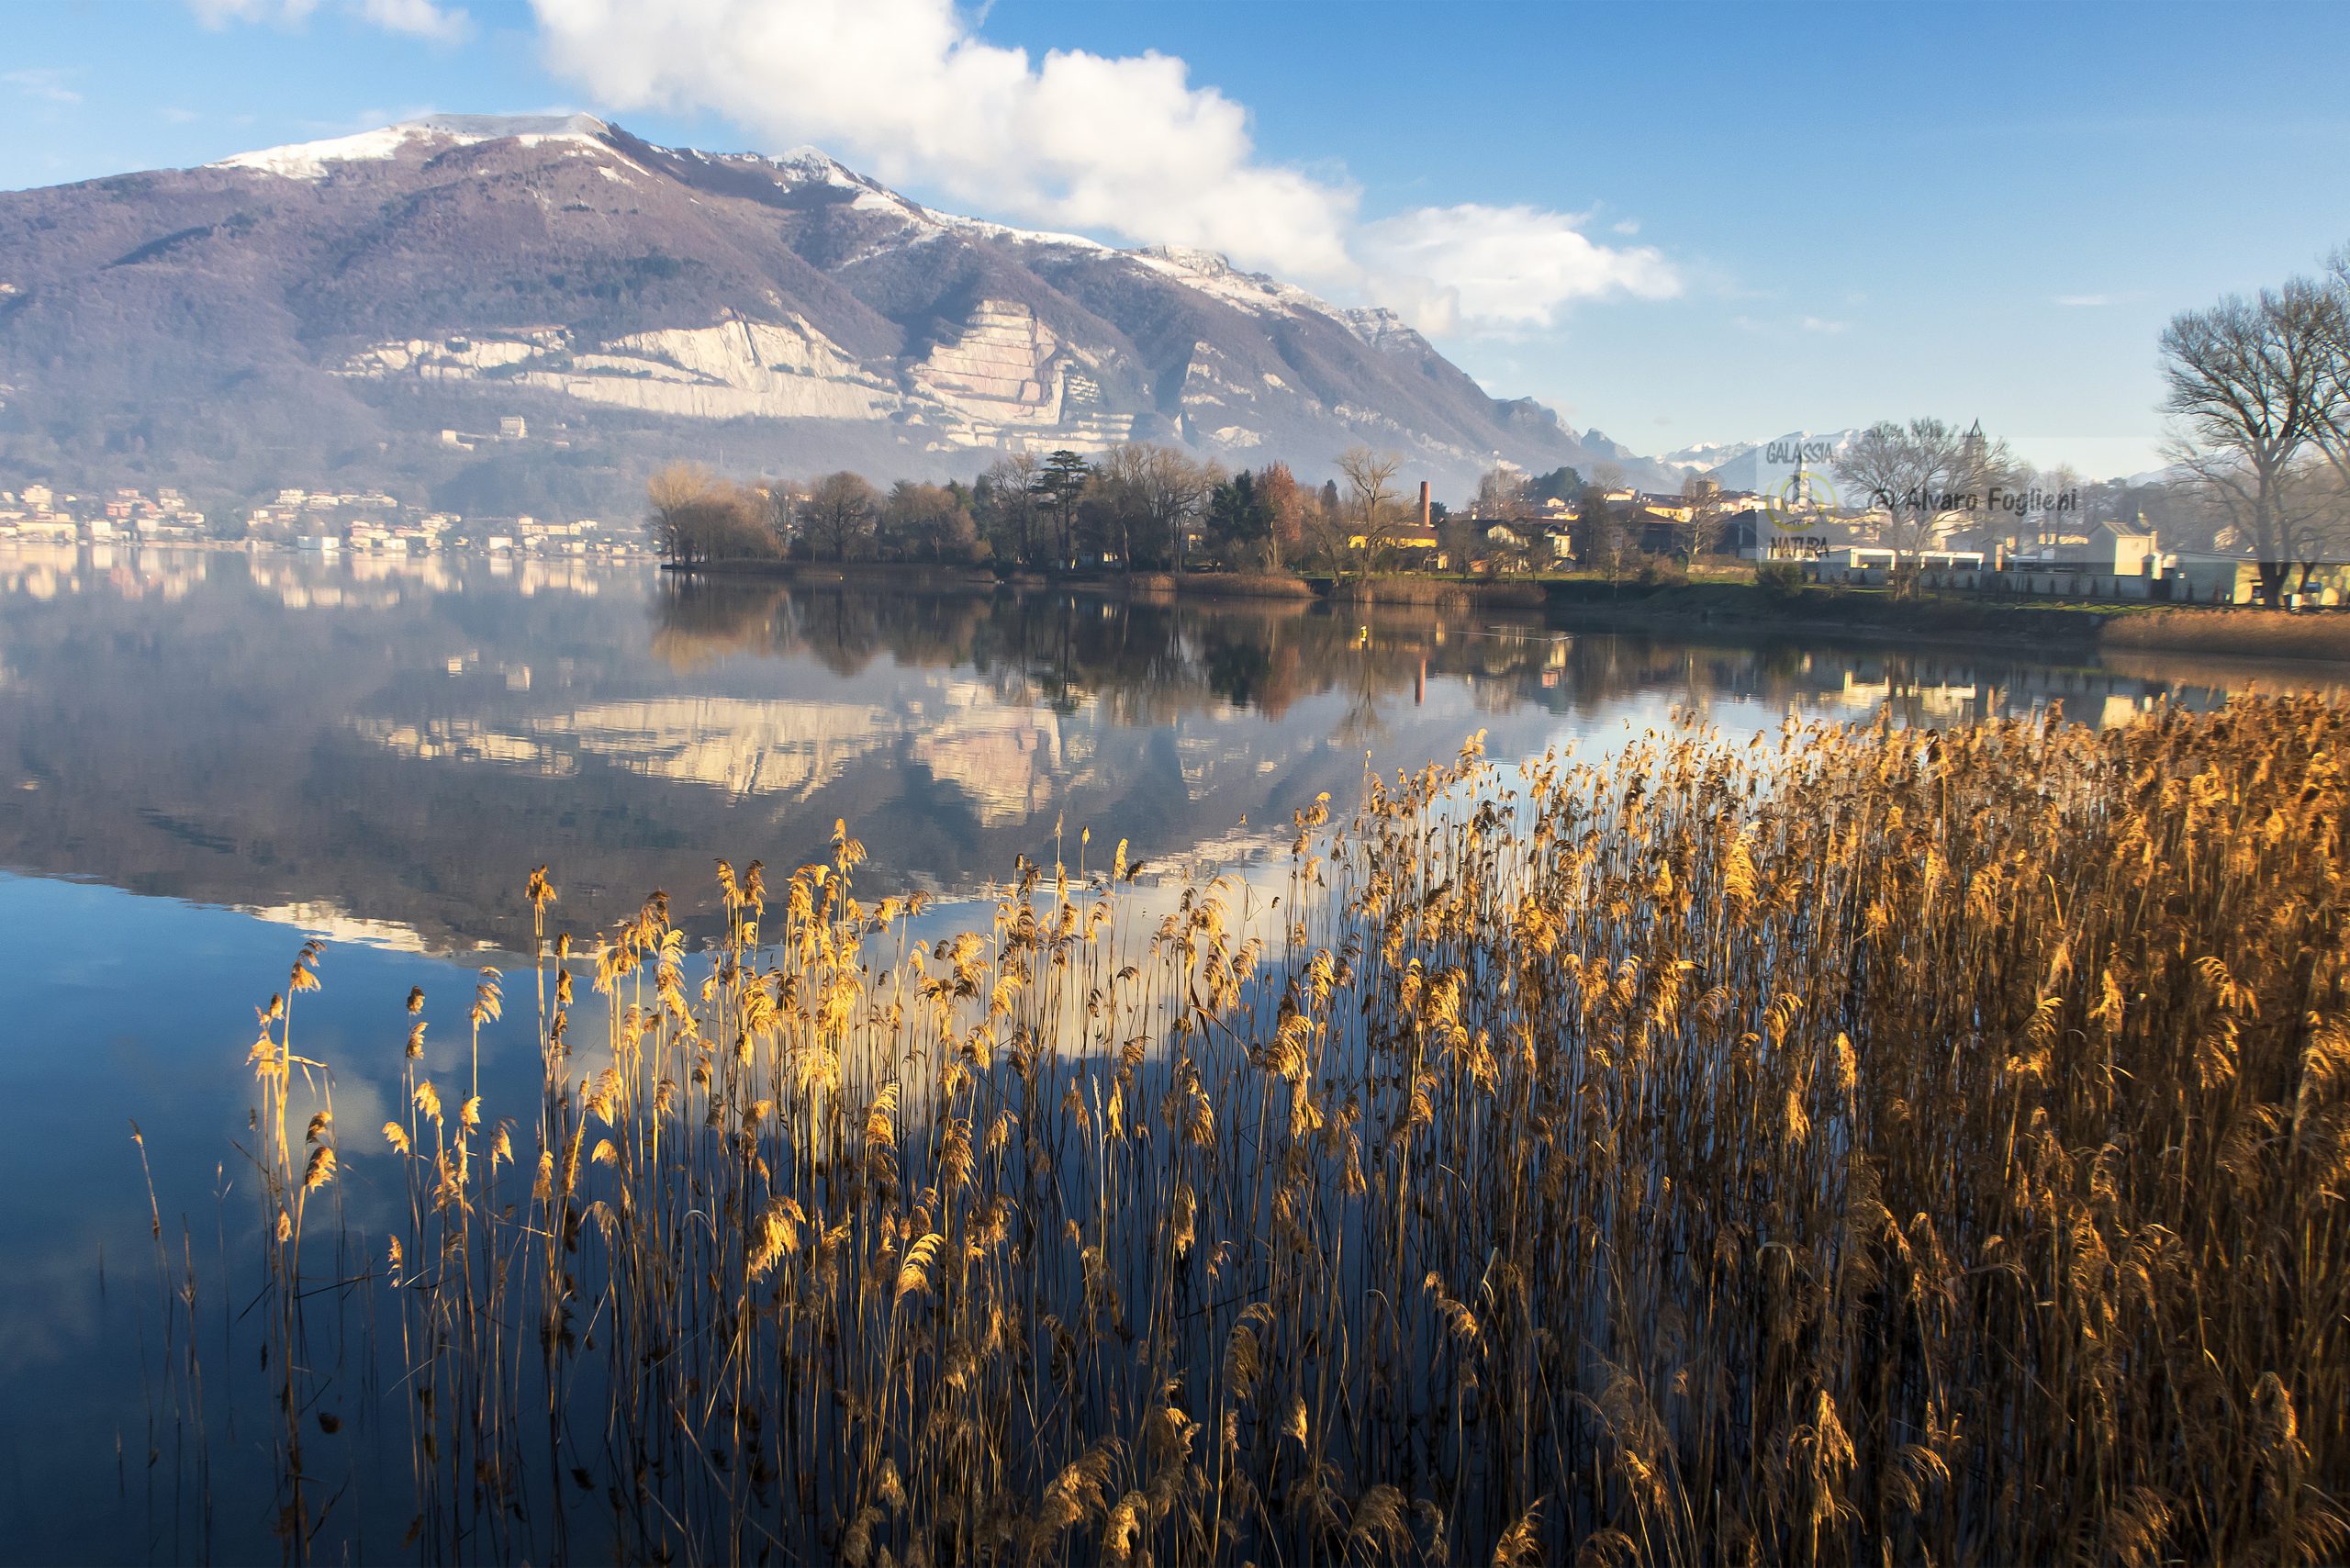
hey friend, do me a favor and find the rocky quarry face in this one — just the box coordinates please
[0,114,1664,506]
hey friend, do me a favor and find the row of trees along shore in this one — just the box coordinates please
[650,442,1685,578]
[649,444,1449,576]
[655,445,1602,572]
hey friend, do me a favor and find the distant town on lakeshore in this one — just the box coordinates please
[0,431,2322,611]
[0,466,651,559]
[11,411,2317,620]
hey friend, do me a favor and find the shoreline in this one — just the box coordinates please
[663,561,2350,665]
[1548,583,2350,666]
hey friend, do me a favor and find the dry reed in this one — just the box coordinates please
[1331,577,1549,609]
[186,696,2350,1563]
[1172,571,1315,600]
[2103,607,2350,662]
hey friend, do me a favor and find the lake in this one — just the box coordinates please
[1,543,2340,1561]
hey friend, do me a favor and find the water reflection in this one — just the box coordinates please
[1,543,2343,957]
[5,544,2350,1558]
[645,575,2335,754]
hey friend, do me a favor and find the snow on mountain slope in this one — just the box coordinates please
[1699,431,1864,497]
[1657,439,1759,474]
[2,115,1675,499]
[211,114,617,180]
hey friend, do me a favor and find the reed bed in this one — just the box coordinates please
[1173,570,1316,600]
[1331,577,1549,609]
[197,696,2350,1563]
[1090,571,1312,600]
[2103,606,2350,662]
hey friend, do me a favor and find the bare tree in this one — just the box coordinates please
[648,462,718,565]
[760,478,803,551]
[979,452,1040,565]
[1473,465,1530,521]
[802,471,879,561]
[1673,473,1724,557]
[1578,475,1629,588]
[2023,464,2084,544]
[1091,444,1153,566]
[1141,446,1216,568]
[879,480,981,562]
[647,464,774,566]
[2160,283,2334,604]
[1336,445,1404,576]
[1258,463,1307,568]
[2294,253,2350,576]
[1831,418,2014,599]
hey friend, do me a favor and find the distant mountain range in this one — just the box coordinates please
[1695,431,1864,498]
[0,114,1675,516]
[1655,440,1756,475]
[1649,431,1871,498]
[1677,432,2168,498]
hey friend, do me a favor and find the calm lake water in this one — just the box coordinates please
[1,543,2341,1560]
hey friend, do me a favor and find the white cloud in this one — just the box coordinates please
[530,0,1673,335]
[359,0,471,42]
[4,69,84,105]
[2055,294,2114,307]
[1355,204,1679,333]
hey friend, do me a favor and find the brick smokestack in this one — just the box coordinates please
[1418,481,1431,529]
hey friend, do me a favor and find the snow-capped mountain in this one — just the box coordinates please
[1656,439,1759,475]
[1697,431,1866,498]
[0,115,1671,507]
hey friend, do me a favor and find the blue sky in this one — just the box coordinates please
[6,0,2349,476]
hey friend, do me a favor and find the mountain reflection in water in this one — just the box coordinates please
[0,543,2338,955]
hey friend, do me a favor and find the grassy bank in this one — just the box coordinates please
[1546,578,2350,665]
[185,699,2350,1562]
[1547,578,2116,648]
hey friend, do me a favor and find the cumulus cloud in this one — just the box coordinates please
[531,0,1673,334]
[1356,204,1679,334]
[534,0,1356,278]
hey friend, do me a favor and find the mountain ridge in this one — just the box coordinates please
[0,115,1674,513]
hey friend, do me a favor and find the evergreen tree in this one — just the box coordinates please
[1205,469,1271,565]
[1032,450,1092,568]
